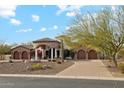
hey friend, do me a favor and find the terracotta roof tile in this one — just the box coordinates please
[11,45,33,50]
[33,38,59,43]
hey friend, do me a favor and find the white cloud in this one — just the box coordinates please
[111,6,116,11]
[16,28,32,33]
[66,11,76,17]
[40,27,46,32]
[0,5,17,18]
[32,15,40,22]
[65,26,70,30]
[53,25,58,30]
[56,5,83,15]
[56,5,68,15]
[57,5,68,10]
[10,18,21,26]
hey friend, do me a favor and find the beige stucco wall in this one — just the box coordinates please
[33,41,60,49]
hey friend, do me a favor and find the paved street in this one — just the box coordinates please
[0,76,124,88]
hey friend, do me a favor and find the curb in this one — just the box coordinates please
[0,74,124,81]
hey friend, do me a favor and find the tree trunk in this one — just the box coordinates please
[112,54,118,67]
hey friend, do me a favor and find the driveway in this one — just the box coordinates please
[57,60,113,78]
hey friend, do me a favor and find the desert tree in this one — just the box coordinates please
[0,40,11,55]
[64,6,124,67]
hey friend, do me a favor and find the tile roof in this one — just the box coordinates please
[33,38,59,43]
[11,45,33,50]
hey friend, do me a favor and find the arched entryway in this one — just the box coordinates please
[64,49,70,59]
[37,50,42,59]
[77,50,86,60]
[88,50,97,59]
[13,51,20,59]
[22,51,28,59]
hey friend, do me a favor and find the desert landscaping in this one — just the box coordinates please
[0,60,74,75]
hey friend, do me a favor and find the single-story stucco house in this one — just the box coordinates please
[11,38,100,60]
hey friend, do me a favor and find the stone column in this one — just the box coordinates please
[19,51,22,60]
[97,52,100,59]
[42,49,44,59]
[86,51,88,60]
[51,48,53,60]
[59,49,61,58]
[43,50,46,59]
[55,49,57,58]
[28,51,31,60]
[74,51,77,60]
[35,49,38,60]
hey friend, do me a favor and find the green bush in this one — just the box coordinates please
[118,63,124,73]
[31,63,43,70]
[57,61,62,64]
[52,59,56,62]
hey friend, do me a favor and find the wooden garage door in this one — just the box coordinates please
[22,51,28,59]
[14,51,20,59]
[77,50,86,60]
[88,50,97,59]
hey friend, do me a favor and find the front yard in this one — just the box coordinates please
[102,60,124,78]
[0,61,74,75]
[1,59,124,78]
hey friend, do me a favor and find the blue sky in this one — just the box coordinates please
[0,5,115,44]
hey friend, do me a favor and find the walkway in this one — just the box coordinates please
[57,60,113,78]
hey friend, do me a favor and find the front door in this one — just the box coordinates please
[37,50,42,59]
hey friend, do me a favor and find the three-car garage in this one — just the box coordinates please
[76,49,98,60]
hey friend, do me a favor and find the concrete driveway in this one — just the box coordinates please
[57,60,113,78]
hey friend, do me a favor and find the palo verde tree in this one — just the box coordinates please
[56,35,82,59]
[56,35,82,50]
[64,6,124,67]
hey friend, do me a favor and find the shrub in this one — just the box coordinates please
[118,63,124,73]
[57,61,62,64]
[52,59,56,62]
[31,63,43,70]
[48,58,51,62]
[55,58,62,64]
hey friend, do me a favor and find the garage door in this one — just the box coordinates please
[22,51,28,59]
[88,50,97,59]
[14,51,20,59]
[77,50,86,60]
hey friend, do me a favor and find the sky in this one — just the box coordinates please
[0,5,116,44]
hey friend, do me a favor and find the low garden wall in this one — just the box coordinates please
[0,55,11,60]
[0,55,5,60]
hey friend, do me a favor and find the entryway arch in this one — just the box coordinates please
[37,50,42,59]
